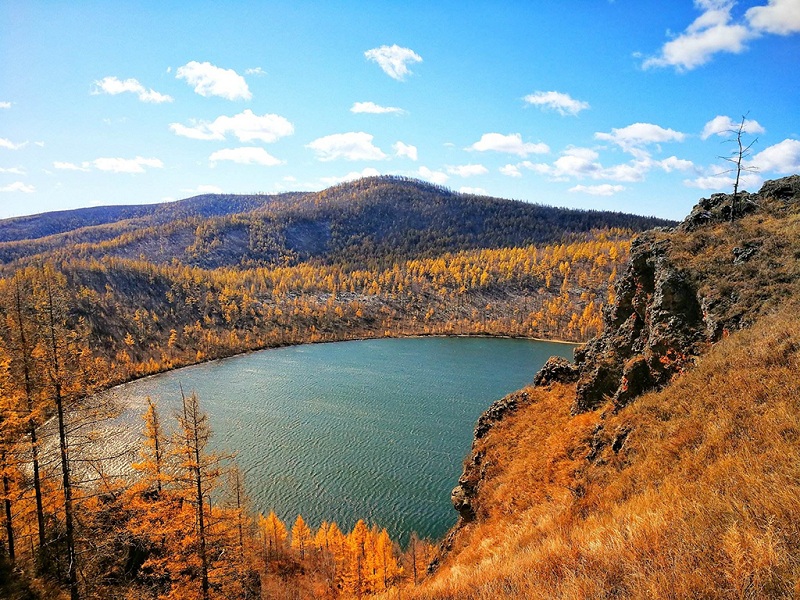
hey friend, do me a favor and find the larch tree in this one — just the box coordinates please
[258,509,287,562]
[291,514,312,561]
[0,271,47,555]
[174,390,227,600]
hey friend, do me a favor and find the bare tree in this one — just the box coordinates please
[718,113,759,221]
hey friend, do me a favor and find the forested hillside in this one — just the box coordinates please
[0,176,671,269]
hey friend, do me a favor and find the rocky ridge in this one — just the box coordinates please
[448,175,800,532]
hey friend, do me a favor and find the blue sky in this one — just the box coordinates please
[1,1,799,221]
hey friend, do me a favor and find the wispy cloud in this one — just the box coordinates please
[176,61,252,100]
[364,45,422,81]
[393,142,418,161]
[0,167,25,175]
[91,76,173,103]
[53,161,91,172]
[0,102,11,109]
[245,67,266,76]
[502,145,694,184]
[319,167,382,186]
[170,110,294,143]
[183,184,225,195]
[209,147,283,167]
[701,115,765,139]
[307,132,387,161]
[417,166,448,185]
[351,101,405,115]
[524,91,589,116]
[459,186,488,195]
[0,138,27,150]
[468,133,550,157]
[595,122,686,151]
[684,171,762,190]
[92,156,164,173]
[0,182,35,193]
[568,184,626,196]
[446,164,488,177]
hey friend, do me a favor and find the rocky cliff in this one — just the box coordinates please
[447,175,800,536]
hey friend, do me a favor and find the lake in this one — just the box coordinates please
[114,336,574,541]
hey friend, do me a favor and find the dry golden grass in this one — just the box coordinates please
[413,305,800,599]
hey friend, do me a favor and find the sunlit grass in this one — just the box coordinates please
[415,305,800,599]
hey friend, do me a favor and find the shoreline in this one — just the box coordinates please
[112,330,582,390]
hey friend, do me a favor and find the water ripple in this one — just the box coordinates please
[114,337,573,541]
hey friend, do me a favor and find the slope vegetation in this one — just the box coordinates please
[0,176,671,269]
[419,176,800,599]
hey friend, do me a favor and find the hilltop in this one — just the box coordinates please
[421,176,800,599]
[0,176,671,269]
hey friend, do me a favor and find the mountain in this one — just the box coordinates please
[423,176,800,599]
[0,176,672,269]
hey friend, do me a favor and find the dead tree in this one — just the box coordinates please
[719,114,759,221]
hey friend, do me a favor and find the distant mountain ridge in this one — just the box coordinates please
[0,192,305,244]
[0,176,674,269]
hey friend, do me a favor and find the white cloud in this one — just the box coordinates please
[746,0,800,35]
[209,147,283,167]
[351,101,405,115]
[507,145,686,184]
[364,45,423,81]
[170,109,294,143]
[659,156,696,172]
[569,184,626,196]
[500,164,522,177]
[684,171,762,190]
[307,132,387,161]
[319,167,382,186]
[245,67,266,76]
[523,91,590,116]
[595,123,686,150]
[0,102,10,109]
[446,163,488,177]
[643,0,757,71]
[0,182,35,193]
[551,147,603,178]
[91,76,173,103]
[701,115,765,139]
[53,161,90,172]
[459,186,488,195]
[749,138,800,173]
[0,138,26,150]
[176,61,252,101]
[468,133,550,157]
[91,156,164,173]
[393,141,418,161]
[0,167,25,174]
[601,162,648,182]
[183,184,224,195]
[417,166,449,185]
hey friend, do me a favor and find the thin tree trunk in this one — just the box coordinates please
[2,454,14,561]
[185,394,210,600]
[45,277,78,600]
[13,279,45,550]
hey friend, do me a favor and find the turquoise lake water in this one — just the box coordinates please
[115,336,574,541]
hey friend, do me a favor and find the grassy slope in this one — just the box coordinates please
[414,185,800,599]
[414,305,800,600]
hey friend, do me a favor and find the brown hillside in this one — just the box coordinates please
[418,176,800,599]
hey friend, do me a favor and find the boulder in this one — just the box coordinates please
[533,356,579,386]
